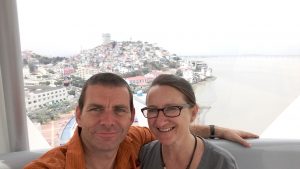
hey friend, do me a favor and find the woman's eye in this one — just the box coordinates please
[148,109,157,113]
[165,106,178,112]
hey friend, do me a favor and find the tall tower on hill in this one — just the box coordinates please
[102,33,111,44]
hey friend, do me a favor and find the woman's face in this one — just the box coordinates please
[146,85,197,146]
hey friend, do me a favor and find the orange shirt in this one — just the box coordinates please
[24,126,155,169]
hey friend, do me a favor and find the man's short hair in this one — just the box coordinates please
[78,72,134,111]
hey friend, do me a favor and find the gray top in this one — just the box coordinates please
[139,137,239,169]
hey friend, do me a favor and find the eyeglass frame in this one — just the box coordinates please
[140,104,191,119]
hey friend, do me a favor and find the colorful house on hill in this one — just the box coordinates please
[125,76,151,86]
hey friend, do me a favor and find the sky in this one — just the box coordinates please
[17,0,300,57]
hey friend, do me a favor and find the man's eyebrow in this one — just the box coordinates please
[86,103,104,108]
[113,104,129,109]
[86,104,129,109]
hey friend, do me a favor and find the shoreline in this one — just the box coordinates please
[192,56,300,135]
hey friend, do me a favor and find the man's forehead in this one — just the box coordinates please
[85,84,130,100]
[87,84,128,91]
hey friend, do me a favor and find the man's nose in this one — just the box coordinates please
[99,111,115,126]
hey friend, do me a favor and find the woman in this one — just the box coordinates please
[139,74,238,169]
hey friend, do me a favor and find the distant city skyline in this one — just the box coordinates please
[17,0,300,57]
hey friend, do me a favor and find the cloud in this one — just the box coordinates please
[17,0,300,56]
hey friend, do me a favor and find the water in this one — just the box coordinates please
[191,56,300,135]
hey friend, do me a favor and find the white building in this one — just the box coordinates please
[24,86,68,111]
[76,67,100,80]
[181,68,194,83]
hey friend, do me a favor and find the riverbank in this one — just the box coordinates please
[192,56,300,136]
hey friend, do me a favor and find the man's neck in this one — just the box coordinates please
[79,130,119,169]
[85,149,118,169]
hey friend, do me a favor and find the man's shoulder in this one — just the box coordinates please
[128,126,153,137]
[126,126,155,145]
[44,145,68,157]
[25,128,85,169]
[24,146,68,169]
[129,126,150,133]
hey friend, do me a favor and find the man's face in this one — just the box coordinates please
[76,84,135,153]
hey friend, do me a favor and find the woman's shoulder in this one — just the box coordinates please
[139,140,162,169]
[139,140,160,159]
[140,140,160,155]
[200,138,239,169]
[203,139,234,156]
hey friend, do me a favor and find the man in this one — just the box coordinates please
[24,73,258,169]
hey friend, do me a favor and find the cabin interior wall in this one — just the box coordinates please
[0,0,29,153]
[0,68,10,154]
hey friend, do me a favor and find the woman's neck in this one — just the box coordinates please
[161,134,200,169]
[163,134,194,153]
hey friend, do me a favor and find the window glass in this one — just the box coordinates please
[17,0,300,147]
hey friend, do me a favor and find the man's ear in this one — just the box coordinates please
[75,106,82,127]
[130,108,136,124]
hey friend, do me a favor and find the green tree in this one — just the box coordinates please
[39,57,51,64]
[167,61,180,68]
[42,75,49,78]
[176,69,183,77]
[48,69,55,74]
[54,80,63,86]
[68,90,76,95]
[28,63,37,73]
[39,81,50,86]
[23,59,28,65]
[150,61,163,70]
[71,76,85,88]
[142,67,150,74]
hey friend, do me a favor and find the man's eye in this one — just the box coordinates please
[88,107,103,112]
[114,108,128,115]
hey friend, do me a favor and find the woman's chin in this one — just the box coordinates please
[157,134,174,145]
